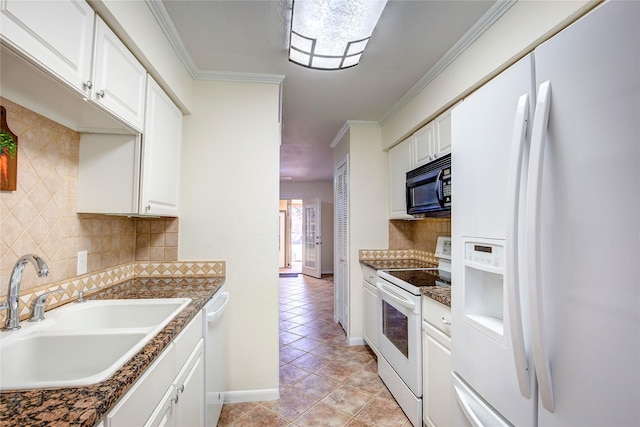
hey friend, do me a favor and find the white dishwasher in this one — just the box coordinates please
[203,287,229,426]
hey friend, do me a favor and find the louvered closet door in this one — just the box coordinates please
[334,160,349,333]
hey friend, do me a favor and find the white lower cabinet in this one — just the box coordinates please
[422,297,452,427]
[362,265,379,355]
[146,341,204,427]
[105,312,204,427]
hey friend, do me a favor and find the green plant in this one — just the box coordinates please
[1,130,17,158]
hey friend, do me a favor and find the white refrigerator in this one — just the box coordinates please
[450,1,640,426]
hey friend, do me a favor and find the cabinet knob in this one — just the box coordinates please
[433,153,439,159]
[83,80,93,89]
[96,90,105,98]
[441,316,451,326]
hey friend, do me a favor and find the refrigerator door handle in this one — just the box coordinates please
[526,80,555,412]
[505,93,531,399]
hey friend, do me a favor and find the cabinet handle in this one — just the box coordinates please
[434,153,439,159]
[96,90,105,98]
[172,391,180,404]
[441,316,451,325]
[83,80,92,89]
[178,384,185,393]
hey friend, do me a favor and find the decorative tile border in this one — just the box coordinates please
[359,249,439,265]
[135,261,225,277]
[0,261,225,324]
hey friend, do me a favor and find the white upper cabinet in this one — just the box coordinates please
[140,77,182,216]
[1,0,147,133]
[388,105,455,219]
[92,17,147,132]
[434,107,453,158]
[77,78,182,217]
[0,0,94,94]
[413,105,454,168]
[388,137,414,220]
[413,122,435,167]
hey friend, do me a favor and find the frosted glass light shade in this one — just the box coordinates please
[289,0,388,70]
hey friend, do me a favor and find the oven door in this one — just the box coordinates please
[376,278,422,396]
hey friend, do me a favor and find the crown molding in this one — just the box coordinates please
[329,120,379,148]
[330,123,350,149]
[378,0,516,125]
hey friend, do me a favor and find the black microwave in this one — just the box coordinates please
[406,154,451,218]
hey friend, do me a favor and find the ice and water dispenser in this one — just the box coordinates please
[462,238,506,343]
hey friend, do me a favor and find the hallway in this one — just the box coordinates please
[218,274,410,426]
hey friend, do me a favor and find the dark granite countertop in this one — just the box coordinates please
[360,259,451,307]
[0,276,224,426]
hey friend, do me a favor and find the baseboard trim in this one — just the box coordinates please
[348,336,366,346]
[224,388,280,403]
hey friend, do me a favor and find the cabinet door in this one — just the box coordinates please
[422,322,451,427]
[434,107,453,158]
[140,77,182,216]
[363,281,379,355]
[388,138,413,219]
[413,122,435,167]
[93,17,147,131]
[0,0,94,94]
[175,341,205,427]
[77,133,141,214]
[145,386,176,427]
[106,343,175,427]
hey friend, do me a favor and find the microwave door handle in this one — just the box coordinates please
[435,169,445,207]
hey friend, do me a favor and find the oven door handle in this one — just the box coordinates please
[377,282,418,313]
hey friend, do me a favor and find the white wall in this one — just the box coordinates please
[280,181,333,203]
[381,0,597,149]
[180,80,281,398]
[333,122,388,342]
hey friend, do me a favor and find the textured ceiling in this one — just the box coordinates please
[158,0,497,181]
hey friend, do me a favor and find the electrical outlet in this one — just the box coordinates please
[77,250,88,275]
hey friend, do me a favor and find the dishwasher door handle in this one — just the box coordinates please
[207,292,230,323]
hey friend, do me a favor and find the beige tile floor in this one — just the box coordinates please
[217,274,411,427]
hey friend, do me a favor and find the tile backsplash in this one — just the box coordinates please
[0,98,179,293]
[389,217,451,252]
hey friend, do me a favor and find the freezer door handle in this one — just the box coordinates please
[452,373,512,427]
[526,80,555,412]
[505,93,531,398]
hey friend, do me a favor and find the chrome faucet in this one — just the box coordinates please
[3,254,49,331]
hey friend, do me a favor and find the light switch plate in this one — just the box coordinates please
[77,250,88,275]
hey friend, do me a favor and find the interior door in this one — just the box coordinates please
[335,160,349,331]
[279,211,286,268]
[301,197,322,278]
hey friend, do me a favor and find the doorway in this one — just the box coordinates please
[279,199,302,276]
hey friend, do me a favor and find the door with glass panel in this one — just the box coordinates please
[302,197,322,278]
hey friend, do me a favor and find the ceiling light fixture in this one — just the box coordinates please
[289,0,388,70]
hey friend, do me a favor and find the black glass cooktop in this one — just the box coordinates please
[384,269,451,287]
